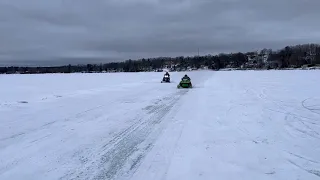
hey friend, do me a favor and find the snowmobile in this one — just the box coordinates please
[161,72,171,83]
[177,75,192,88]
[161,74,170,83]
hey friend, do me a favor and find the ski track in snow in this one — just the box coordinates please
[1,70,320,180]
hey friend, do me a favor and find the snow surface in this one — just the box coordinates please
[1,70,320,180]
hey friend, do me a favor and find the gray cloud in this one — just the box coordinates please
[0,0,320,66]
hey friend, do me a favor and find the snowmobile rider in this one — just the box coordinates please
[182,74,190,81]
[164,72,170,77]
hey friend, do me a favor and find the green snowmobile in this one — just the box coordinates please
[177,74,192,88]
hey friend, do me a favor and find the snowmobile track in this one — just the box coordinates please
[63,90,189,180]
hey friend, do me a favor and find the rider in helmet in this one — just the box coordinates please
[182,74,190,81]
[164,71,170,77]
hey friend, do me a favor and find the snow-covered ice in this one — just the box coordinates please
[1,70,320,180]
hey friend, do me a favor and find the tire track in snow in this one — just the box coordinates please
[95,91,188,180]
[302,98,320,116]
[62,90,189,180]
[284,113,320,140]
[285,151,320,164]
[287,159,320,178]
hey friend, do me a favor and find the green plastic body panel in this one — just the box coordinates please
[178,79,192,88]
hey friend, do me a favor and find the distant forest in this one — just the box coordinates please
[1,43,320,74]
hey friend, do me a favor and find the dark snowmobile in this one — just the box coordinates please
[161,72,171,83]
[177,75,192,88]
[161,74,170,83]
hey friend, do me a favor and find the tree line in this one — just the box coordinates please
[1,43,320,74]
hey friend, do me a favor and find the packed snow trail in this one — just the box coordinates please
[1,70,320,180]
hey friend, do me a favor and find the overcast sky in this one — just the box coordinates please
[0,0,319,66]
